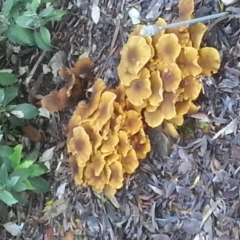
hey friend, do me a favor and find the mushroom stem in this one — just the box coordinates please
[140,12,229,36]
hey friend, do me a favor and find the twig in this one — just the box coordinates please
[140,12,229,36]
[25,51,46,86]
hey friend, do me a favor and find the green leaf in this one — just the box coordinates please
[30,0,41,11]
[28,176,49,193]
[10,168,31,182]
[34,26,52,51]
[2,0,15,17]
[8,115,25,128]
[7,24,36,46]
[0,146,13,157]
[0,88,4,104]
[11,181,28,192]
[2,86,18,106]
[10,103,39,119]
[0,72,18,86]
[29,163,47,177]
[16,15,41,29]
[6,176,20,188]
[39,7,54,18]
[0,164,8,185]
[16,160,34,169]
[43,9,67,22]
[0,189,18,205]
[23,179,35,190]
[9,144,23,168]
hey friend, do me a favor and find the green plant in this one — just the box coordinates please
[0,0,67,50]
[0,72,39,141]
[0,144,49,206]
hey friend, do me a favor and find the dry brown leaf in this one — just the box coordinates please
[22,126,42,142]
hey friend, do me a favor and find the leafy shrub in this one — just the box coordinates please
[0,144,49,206]
[0,0,67,50]
[0,72,39,141]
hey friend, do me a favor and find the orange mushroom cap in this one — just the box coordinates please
[156,33,181,63]
[177,47,202,78]
[119,35,152,75]
[198,47,221,76]
[126,68,152,106]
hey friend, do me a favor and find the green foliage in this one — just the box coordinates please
[0,72,39,140]
[0,144,49,206]
[0,0,67,50]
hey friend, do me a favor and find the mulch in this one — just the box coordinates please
[1,0,240,239]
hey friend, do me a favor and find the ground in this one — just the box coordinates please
[1,0,240,239]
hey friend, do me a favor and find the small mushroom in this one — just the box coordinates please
[198,47,221,76]
[126,68,152,106]
[120,35,152,75]
[148,70,163,106]
[122,110,142,135]
[67,126,92,165]
[156,33,181,63]
[177,47,202,78]
[75,78,106,120]
[180,76,202,100]
[159,63,182,92]
[188,23,207,49]
[108,161,124,189]
[121,148,139,174]
[90,91,116,130]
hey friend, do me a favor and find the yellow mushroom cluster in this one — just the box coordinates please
[117,0,220,138]
[66,0,221,197]
[66,79,151,198]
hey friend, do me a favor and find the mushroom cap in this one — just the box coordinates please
[148,70,163,106]
[100,132,119,154]
[84,163,107,192]
[175,99,192,117]
[75,78,106,120]
[89,91,116,130]
[117,61,139,87]
[70,57,94,78]
[152,18,167,46]
[121,148,139,174]
[177,0,194,31]
[180,76,202,100]
[108,161,124,189]
[118,130,132,157]
[177,47,202,78]
[91,151,106,176]
[144,106,164,127]
[198,47,221,76]
[69,154,85,185]
[126,68,152,106]
[120,35,152,75]
[187,102,201,114]
[104,185,117,199]
[130,128,151,159]
[163,121,180,139]
[159,63,182,92]
[122,110,142,135]
[130,25,155,59]
[166,27,190,47]
[156,33,181,63]
[188,23,207,50]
